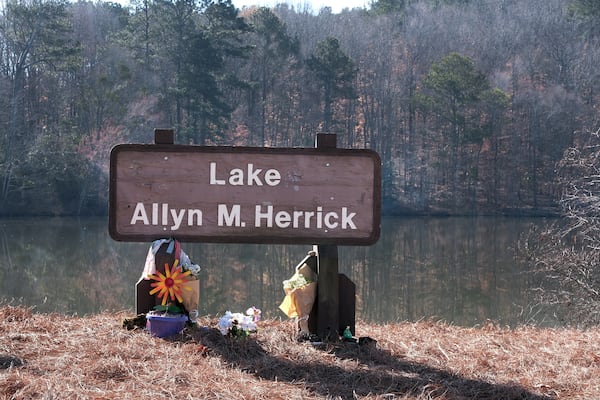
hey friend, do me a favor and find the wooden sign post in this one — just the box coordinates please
[315,134,340,340]
[111,129,381,339]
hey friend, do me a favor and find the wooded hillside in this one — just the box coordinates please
[0,0,596,216]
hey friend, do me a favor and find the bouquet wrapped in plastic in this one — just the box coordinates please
[279,262,317,334]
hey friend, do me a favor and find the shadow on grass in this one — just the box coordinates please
[177,326,553,400]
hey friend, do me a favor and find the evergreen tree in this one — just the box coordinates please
[369,0,408,15]
[246,7,299,145]
[416,52,493,210]
[569,0,600,18]
[568,0,600,36]
[307,37,357,133]
[179,30,231,144]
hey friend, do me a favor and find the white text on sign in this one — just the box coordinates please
[129,203,357,231]
[209,162,281,186]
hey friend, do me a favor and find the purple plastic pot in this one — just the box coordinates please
[146,313,188,338]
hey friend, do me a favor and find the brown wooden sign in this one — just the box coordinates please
[109,144,381,245]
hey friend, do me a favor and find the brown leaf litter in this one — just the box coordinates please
[0,305,598,399]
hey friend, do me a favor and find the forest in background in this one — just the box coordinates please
[1,0,598,217]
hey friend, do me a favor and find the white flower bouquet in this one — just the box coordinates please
[217,308,260,337]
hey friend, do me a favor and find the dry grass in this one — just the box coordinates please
[0,305,598,399]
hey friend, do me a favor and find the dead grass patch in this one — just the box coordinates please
[0,306,598,399]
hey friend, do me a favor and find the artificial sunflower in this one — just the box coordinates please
[148,260,192,305]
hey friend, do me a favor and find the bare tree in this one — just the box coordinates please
[518,127,600,327]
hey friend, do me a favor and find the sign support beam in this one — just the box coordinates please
[135,129,176,314]
[315,134,340,340]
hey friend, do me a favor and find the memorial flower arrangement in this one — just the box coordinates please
[217,307,261,337]
[148,260,193,313]
[144,259,194,337]
[279,262,317,335]
[139,239,202,320]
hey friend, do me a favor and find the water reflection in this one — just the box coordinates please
[0,216,554,326]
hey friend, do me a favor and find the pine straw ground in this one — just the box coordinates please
[0,306,599,400]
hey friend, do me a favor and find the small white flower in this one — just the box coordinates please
[187,263,201,275]
[283,273,310,290]
[245,306,262,321]
[217,311,234,335]
[218,308,259,336]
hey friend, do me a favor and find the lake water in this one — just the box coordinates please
[0,216,559,326]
